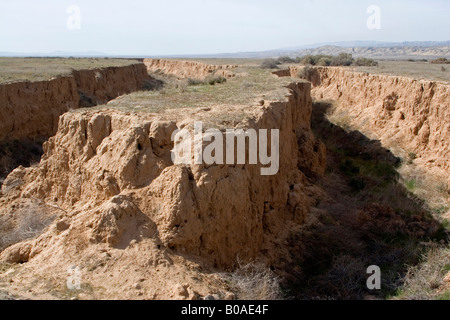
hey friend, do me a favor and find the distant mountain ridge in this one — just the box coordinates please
[1,41,449,59]
[291,45,450,60]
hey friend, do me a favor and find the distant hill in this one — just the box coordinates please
[1,41,449,60]
[169,41,450,60]
[291,45,450,60]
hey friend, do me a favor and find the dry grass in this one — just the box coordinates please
[85,65,295,115]
[282,101,448,300]
[398,164,450,220]
[222,261,283,300]
[398,247,450,300]
[0,57,139,84]
[353,60,450,83]
[0,205,56,250]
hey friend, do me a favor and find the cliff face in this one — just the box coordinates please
[143,59,237,80]
[0,63,153,141]
[274,66,449,186]
[73,64,152,106]
[310,67,450,184]
[0,76,79,141]
[0,81,325,270]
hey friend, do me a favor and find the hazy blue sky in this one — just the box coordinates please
[0,0,448,55]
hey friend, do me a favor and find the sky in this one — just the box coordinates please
[0,0,449,55]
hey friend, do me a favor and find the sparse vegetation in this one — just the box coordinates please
[276,56,296,64]
[1,56,449,300]
[399,247,450,300]
[354,60,450,82]
[0,204,56,250]
[186,76,227,87]
[430,58,450,64]
[97,65,292,114]
[353,57,379,67]
[283,101,448,300]
[222,262,283,300]
[260,58,281,69]
[296,65,316,81]
[296,53,378,67]
[0,57,139,84]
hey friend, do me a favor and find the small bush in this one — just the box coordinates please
[330,53,354,66]
[400,247,450,300]
[141,78,164,91]
[296,65,316,81]
[208,76,227,85]
[277,56,296,64]
[187,78,204,86]
[0,205,55,250]
[430,58,450,64]
[297,53,377,67]
[175,80,188,93]
[222,262,282,300]
[317,57,332,66]
[261,58,281,69]
[353,57,378,67]
[297,55,333,66]
[187,76,227,87]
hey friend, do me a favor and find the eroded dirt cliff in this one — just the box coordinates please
[0,76,79,141]
[0,80,326,299]
[311,67,450,187]
[144,59,238,80]
[0,63,154,141]
[275,66,450,187]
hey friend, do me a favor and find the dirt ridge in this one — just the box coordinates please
[310,67,450,186]
[0,63,153,141]
[143,58,237,80]
[0,80,326,298]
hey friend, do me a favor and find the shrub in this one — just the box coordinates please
[317,57,332,66]
[297,53,377,67]
[222,262,283,300]
[400,247,450,300]
[297,55,333,66]
[297,65,316,81]
[0,205,55,250]
[330,53,354,66]
[187,76,227,87]
[206,76,227,86]
[141,78,164,91]
[353,57,378,67]
[430,58,450,64]
[187,78,204,86]
[211,76,227,85]
[261,58,281,69]
[277,56,296,64]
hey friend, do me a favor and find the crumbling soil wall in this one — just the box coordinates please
[274,66,449,186]
[310,67,450,185]
[0,63,153,141]
[73,64,152,106]
[0,82,326,268]
[143,59,237,80]
[0,76,79,141]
